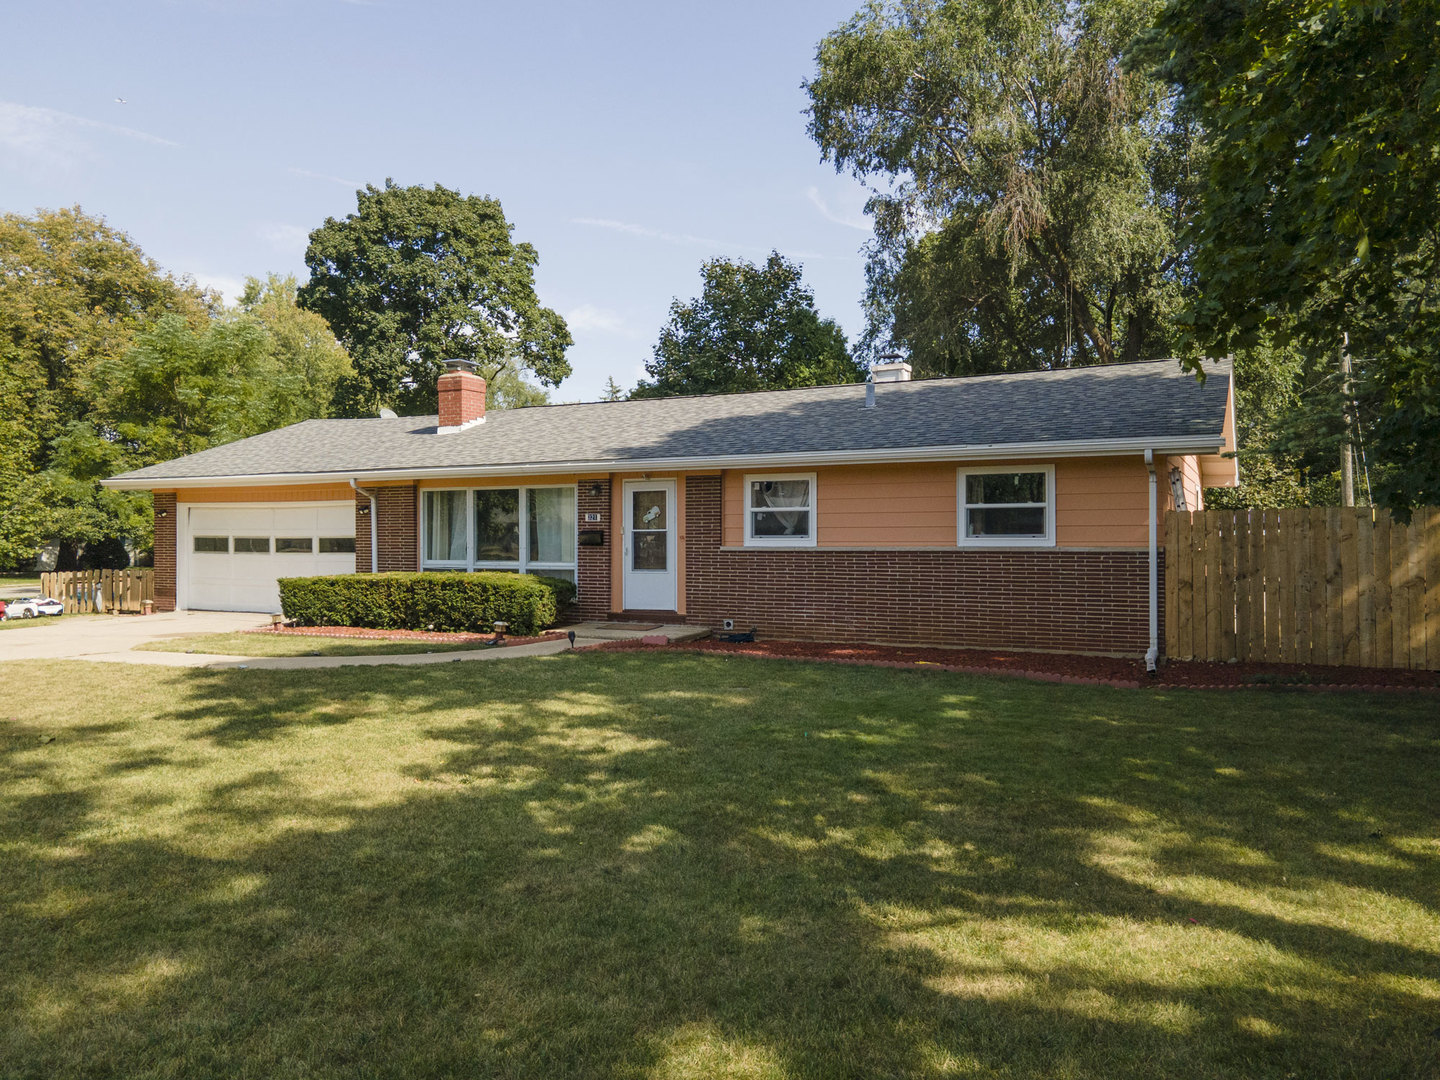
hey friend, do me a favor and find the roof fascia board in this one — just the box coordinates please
[101,435,1225,490]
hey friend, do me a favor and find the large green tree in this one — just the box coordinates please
[633,252,862,398]
[236,274,352,411]
[299,181,573,417]
[806,0,1200,376]
[0,208,213,568]
[1134,0,1440,513]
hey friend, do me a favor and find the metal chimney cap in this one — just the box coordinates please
[443,358,478,375]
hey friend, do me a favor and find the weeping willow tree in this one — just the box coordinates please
[806,0,1203,376]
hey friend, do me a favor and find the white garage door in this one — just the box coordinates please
[185,504,356,612]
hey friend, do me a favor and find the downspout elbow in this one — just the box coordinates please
[351,478,379,574]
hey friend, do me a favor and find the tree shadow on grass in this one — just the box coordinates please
[1,653,1437,1078]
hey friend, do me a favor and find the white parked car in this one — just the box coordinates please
[7,596,63,618]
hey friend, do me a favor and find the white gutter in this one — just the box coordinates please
[1144,449,1159,674]
[350,478,379,574]
[101,435,1227,490]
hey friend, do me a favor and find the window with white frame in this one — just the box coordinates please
[421,485,578,583]
[743,473,817,547]
[957,466,1055,546]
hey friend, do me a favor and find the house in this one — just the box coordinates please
[102,358,1236,657]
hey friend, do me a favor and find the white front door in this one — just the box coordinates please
[622,480,677,612]
[183,503,356,613]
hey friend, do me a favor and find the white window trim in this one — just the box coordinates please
[956,464,1056,548]
[420,484,580,584]
[743,471,818,548]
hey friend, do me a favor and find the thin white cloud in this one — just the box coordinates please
[259,222,312,254]
[0,101,178,171]
[565,303,639,338]
[806,186,871,232]
[192,272,248,306]
[288,166,363,189]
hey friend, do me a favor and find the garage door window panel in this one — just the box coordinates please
[276,537,314,554]
[194,536,229,553]
[233,537,270,554]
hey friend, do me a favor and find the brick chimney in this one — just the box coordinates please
[437,358,486,433]
[871,361,912,382]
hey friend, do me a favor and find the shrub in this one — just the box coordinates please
[278,572,558,635]
[533,575,577,612]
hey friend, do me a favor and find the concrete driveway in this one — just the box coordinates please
[0,611,270,663]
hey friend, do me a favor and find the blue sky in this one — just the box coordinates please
[0,0,876,402]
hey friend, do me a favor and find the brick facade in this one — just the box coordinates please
[438,372,486,429]
[354,492,373,573]
[577,478,612,618]
[683,475,1163,655]
[357,472,1165,654]
[374,485,419,572]
[153,491,177,611]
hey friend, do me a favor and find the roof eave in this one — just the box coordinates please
[101,435,1229,490]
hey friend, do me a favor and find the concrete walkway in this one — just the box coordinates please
[0,612,706,670]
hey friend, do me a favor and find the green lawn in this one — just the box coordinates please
[2,654,1436,1079]
[133,631,498,657]
[0,574,42,589]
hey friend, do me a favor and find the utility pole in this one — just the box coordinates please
[1339,333,1355,507]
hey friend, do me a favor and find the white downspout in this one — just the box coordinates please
[350,478,379,574]
[1144,449,1159,673]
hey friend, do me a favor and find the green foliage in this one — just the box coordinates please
[279,572,559,635]
[236,274,352,412]
[486,360,551,410]
[1134,0,1440,514]
[0,208,212,569]
[532,574,577,611]
[600,376,626,402]
[807,0,1198,375]
[0,210,355,569]
[633,252,861,397]
[298,180,573,417]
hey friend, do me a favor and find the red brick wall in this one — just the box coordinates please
[438,372,486,428]
[153,491,177,611]
[577,478,612,618]
[374,485,419,572]
[354,492,372,572]
[684,475,1163,655]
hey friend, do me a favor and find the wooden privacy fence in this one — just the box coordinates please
[39,569,155,614]
[1166,507,1440,669]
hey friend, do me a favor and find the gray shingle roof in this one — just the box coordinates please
[106,358,1232,486]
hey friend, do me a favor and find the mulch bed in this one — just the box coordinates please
[246,625,566,648]
[588,638,1440,692]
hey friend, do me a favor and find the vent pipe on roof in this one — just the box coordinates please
[864,373,876,409]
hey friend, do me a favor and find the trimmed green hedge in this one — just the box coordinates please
[278,572,561,635]
[533,574,577,612]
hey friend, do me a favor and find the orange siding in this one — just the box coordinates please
[177,483,354,503]
[1166,454,1204,513]
[724,458,1158,550]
